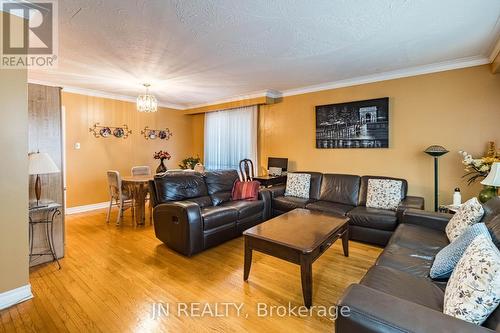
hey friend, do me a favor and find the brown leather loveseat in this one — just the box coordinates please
[149,170,271,256]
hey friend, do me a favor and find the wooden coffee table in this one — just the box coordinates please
[243,208,349,308]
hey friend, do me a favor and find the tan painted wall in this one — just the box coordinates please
[62,92,198,208]
[258,65,500,209]
[0,67,29,293]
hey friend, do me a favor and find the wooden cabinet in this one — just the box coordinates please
[28,83,65,266]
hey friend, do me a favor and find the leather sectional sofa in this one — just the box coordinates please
[268,172,425,246]
[336,197,500,333]
[150,170,271,256]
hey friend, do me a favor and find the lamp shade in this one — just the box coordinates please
[481,162,500,187]
[29,152,60,175]
[424,145,449,157]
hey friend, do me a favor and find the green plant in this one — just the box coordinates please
[179,155,202,170]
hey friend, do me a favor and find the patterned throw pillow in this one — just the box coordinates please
[366,179,403,210]
[285,173,311,199]
[445,197,484,242]
[444,234,500,325]
[430,223,491,279]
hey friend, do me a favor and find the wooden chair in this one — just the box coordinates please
[131,166,151,176]
[239,159,255,181]
[106,170,134,225]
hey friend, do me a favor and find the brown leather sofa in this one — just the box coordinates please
[268,172,425,246]
[336,197,500,333]
[149,170,271,256]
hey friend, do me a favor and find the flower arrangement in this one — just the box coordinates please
[153,150,171,161]
[459,142,500,185]
[179,155,201,170]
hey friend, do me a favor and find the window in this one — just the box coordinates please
[204,105,258,172]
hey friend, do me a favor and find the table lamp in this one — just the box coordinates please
[480,162,500,202]
[28,152,60,208]
[424,145,449,212]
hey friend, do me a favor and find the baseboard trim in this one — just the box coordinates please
[66,202,110,215]
[0,285,33,310]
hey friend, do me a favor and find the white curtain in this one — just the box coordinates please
[204,105,258,173]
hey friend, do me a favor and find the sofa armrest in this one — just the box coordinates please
[396,196,425,221]
[267,184,286,198]
[399,196,425,210]
[401,208,453,232]
[336,284,492,333]
[153,201,203,256]
[258,189,272,220]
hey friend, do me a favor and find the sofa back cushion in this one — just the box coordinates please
[204,170,239,206]
[481,196,500,224]
[358,175,408,206]
[319,174,360,206]
[154,173,212,207]
[294,171,323,200]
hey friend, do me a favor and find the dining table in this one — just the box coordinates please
[121,175,153,226]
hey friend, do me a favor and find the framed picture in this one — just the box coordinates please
[315,97,389,149]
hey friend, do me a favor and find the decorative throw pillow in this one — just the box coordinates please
[231,180,260,201]
[443,234,500,325]
[366,179,403,210]
[445,197,484,242]
[285,173,311,199]
[430,223,491,279]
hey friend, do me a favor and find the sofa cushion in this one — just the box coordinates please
[388,223,449,253]
[358,175,408,206]
[273,196,315,212]
[220,200,264,220]
[186,196,213,208]
[348,206,398,231]
[366,179,403,210]
[318,174,360,206]
[285,173,311,199]
[305,200,354,216]
[361,266,444,311]
[376,224,449,278]
[376,243,435,278]
[154,173,208,203]
[201,206,238,230]
[444,234,500,325]
[486,214,500,248]
[445,197,484,241]
[431,223,491,279]
[204,170,239,206]
[481,196,500,224]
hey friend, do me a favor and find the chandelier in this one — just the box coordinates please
[136,83,158,113]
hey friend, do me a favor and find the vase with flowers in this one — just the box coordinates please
[459,141,500,203]
[153,150,171,174]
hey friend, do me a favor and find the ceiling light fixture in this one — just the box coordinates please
[137,83,158,113]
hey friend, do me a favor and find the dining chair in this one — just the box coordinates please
[131,165,151,176]
[131,166,153,224]
[106,170,134,225]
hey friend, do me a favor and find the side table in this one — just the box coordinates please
[253,175,287,188]
[29,203,62,269]
[438,204,461,214]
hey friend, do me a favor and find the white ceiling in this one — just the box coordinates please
[28,0,500,109]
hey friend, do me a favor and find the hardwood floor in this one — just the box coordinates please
[0,209,382,332]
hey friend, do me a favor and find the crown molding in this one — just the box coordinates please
[29,55,491,111]
[27,79,187,110]
[184,89,282,110]
[489,35,500,62]
[279,56,489,98]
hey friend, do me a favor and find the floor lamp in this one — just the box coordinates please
[424,145,449,212]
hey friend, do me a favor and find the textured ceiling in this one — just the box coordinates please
[28,0,500,108]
